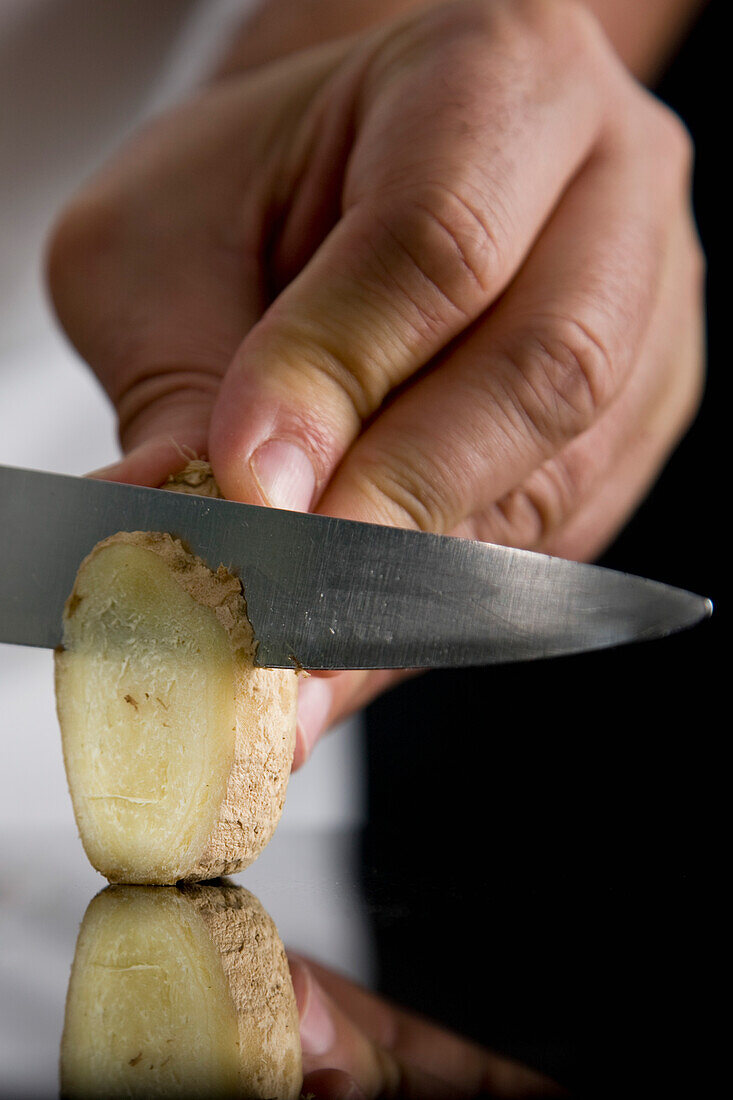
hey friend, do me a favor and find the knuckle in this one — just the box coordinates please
[499,458,581,547]
[421,185,504,301]
[45,193,131,376]
[46,195,118,304]
[647,100,695,181]
[504,316,616,444]
[116,369,218,450]
[657,104,695,170]
[354,452,451,534]
[377,184,503,318]
[629,97,696,199]
[464,451,585,550]
[259,316,384,427]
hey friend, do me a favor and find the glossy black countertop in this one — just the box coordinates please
[1,792,722,1100]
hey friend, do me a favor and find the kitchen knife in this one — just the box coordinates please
[0,464,711,669]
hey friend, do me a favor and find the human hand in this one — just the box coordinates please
[289,953,567,1098]
[47,0,704,765]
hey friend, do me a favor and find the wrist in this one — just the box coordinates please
[210,0,439,79]
[209,0,707,86]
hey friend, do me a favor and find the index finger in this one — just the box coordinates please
[210,1,617,505]
[291,954,566,1098]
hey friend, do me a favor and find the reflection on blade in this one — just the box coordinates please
[60,883,302,1099]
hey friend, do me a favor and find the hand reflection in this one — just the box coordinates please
[290,956,566,1100]
[61,883,565,1100]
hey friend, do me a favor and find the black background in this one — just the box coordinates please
[362,3,725,1095]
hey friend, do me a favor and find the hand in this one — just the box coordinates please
[47,0,704,765]
[289,954,567,1098]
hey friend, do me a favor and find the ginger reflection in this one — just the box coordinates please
[60,882,301,1099]
[61,882,566,1099]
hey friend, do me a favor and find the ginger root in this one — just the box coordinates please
[55,463,297,884]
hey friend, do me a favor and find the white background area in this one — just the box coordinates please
[0,21,373,1089]
[0,3,366,830]
[0,9,376,1092]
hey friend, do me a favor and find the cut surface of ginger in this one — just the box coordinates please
[56,528,297,884]
[61,883,302,1099]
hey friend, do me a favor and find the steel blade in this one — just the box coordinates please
[0,465,712,667]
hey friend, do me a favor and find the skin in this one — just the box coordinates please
[289,953,567,1098]
[46,0,706,767]
[213,0,706,83]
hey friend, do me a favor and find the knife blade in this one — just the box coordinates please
[0,464,711,668]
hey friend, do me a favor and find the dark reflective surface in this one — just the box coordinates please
[0,812,719,1099]
[1,827,571,1100]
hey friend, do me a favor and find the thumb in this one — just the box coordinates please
[207,187,490,510]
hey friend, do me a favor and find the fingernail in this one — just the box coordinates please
[302,982,336,1055]
[250,439,316,511]
[293,965,336,1056]
[294,677,332,769]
